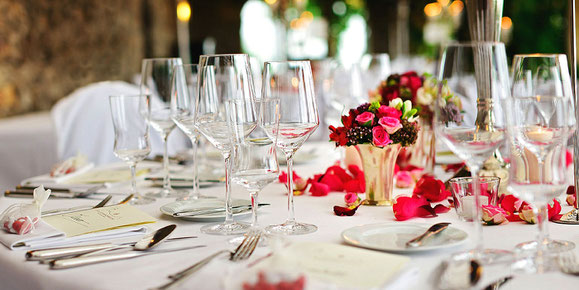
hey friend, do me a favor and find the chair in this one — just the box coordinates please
[51,81,188,165]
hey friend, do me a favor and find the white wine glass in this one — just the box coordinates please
[262,60,319,235]
[141,57,184,198]
[435,42,512,264]
[508,54,574,272]
[171,64,202,200]
[109,94,153,205]
[195,54,257,235]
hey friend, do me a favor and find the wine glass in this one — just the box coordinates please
[171,64,202,200]
[195,54,257,235]
[435,42,512,264]
[507,54,574,272]
[140,57,184,198]
[360,53,391,96]
[262,60,319,235]
[109,94,153,205]
[229,99,279,238]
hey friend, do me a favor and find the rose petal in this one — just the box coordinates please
[309,182,330,196]
[333,203,361,216]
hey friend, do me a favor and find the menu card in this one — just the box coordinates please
[252,242,410,289]
[43,204,156,237]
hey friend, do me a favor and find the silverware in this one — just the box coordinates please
[49,245,205,269]
[482,275,512,290]
[153,231,261,290]
[436,258,482,290]
[27,235,198,261]
[406,222,450,248]
[41,194,113,217]
[172,203,270,217]
[6,184,105,199]
[118,194,134,204]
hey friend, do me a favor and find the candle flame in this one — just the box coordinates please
[177,1,191,22]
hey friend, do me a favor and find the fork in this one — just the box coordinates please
[557,252,579,275]
[41,194,113,217]
[151,231,262,290]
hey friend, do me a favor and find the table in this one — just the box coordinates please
[0,141,578,290]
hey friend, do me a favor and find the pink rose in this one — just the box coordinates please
[481,205,509,225]
[344,192,360,206]
[518,205,537,224]
[378,116,403,134]
[355,112,374,126]
[377,105,402,119]
[395,171,414,188]
[372,126,392,147]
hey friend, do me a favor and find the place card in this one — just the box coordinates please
[253,242,410,288]
[43,204,156,237]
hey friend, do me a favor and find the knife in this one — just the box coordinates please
[172,203,270,217]
[482,276,512,290]
[406,222,451,248]
[50,245,206,269]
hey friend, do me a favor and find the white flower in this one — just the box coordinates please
[389,98,403,110]
[416,87,433,106]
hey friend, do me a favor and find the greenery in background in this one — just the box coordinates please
[327,0,367,57]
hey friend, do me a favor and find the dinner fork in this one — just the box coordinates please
[151,231,262,290]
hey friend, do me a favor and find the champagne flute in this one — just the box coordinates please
[435,42,512,263]
[508,54,574,272]
[262,60,319,235]
[195,54,257,235]
[171,64,202,200]
[140,57,184,198]
[109,95,153,205]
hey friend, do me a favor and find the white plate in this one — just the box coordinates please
[160,199,252,222]
[341,223,468,253]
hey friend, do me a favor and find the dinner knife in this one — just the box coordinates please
[50,245,206,269]
[172,203,270,217]
[406,222,451,248]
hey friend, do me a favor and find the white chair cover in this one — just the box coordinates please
[51,81,189,165]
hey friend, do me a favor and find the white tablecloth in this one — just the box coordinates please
[0,141,578,290]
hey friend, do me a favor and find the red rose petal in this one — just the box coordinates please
[333,203,361,216]
[309,182,330,196]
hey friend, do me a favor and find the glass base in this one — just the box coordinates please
[201,221,251,236]
[130,194,155,205]
[511,254,560,274]
[147,188,188,198]
[265,221,317,235]
[228,231,268,247]
[515,239,575,254]
[451,248,514,266]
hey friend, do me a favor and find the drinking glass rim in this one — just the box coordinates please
[449,176,501,185]
[264,60,311,66]
[442,41,505,48]
[109,94,150,99]
[199,53,249,58]
[142,57,183,63]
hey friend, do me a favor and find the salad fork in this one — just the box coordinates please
[152,231,262,290]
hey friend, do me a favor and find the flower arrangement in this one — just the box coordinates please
[372,71,461,125]
[329,98,419,148]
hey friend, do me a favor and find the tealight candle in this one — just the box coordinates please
[526,126,554,143]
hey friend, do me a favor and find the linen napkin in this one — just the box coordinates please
[21,163,94,185]
[0,220,147,250]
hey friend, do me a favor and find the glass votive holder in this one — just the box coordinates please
[449,177,500,221]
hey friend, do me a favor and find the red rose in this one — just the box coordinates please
[376,105,402,119]
[381,85,400,102]
[319,173,343,191]
[548,199,562,221]
[412,175,451,203]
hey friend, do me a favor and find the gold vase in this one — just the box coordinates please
[355,143,402,206]
[398,119,435,175]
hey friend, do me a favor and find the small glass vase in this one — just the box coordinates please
[397,119,435,175]
[355,143,402,206]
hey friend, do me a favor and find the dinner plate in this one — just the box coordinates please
[341,223,468,253]
[160,199,252,222]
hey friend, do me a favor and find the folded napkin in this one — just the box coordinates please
[0,221,147,250]
[22,163,95,185]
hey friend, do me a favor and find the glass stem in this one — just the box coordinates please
[190,136,200,198]
[470,165,483,256]
[535,202,548,271]
[163,133,171,192]
[286,154,296,224]
[130,162,138,196]
[536,158,551,241]
[224,151,233,224]
[250,190,259,227]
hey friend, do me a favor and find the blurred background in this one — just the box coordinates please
[0,0,573,118]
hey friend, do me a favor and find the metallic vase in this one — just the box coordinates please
[356,143,402,206]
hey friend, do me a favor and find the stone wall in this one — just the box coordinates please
[0,0,176,118]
